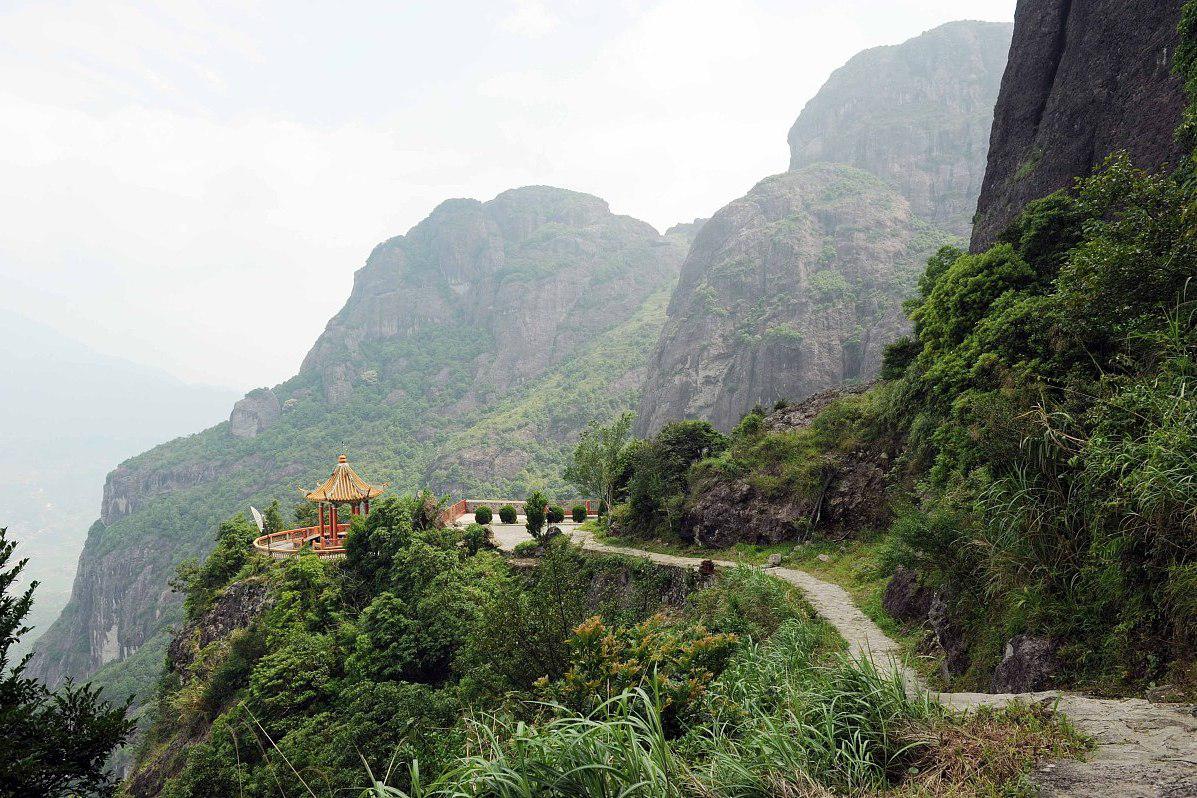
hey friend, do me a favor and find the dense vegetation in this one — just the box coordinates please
[132,497,831,797]
[132,504,1083,797]
[598,154,1196,693]
[0,528,133,797]
[38,281,676,715]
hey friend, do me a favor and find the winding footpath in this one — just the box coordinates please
[490,524,1197,797]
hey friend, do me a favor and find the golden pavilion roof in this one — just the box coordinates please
[304,455,387,503]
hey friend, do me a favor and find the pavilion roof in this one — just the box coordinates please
[305,455,387,503]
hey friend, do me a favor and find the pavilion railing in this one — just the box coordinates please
[252,523,351,559]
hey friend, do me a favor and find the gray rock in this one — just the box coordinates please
[765,554,783,567]
[992,634,1059,694]
[636,165,954,437]
[789,21,1012,238]
[971,0,1185,250]
[816,554,831,563]
[881,565,932,623]
[928,591,969,678]
[229,388,280,439]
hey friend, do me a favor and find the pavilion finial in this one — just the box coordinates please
[338,454,348,463]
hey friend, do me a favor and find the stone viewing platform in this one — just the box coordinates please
[253,459,598,558]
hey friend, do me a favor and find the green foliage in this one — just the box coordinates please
[880,150,1197,687]
[0,528,134,797]
[570,505,587,523]
[461,522,493,555]
[473,505,493,525]
[616,420,728,539]
[524,491,548,540]
[498,504,517,524]
[176,514,260,620]
[546,505,565,524]
[542,613,738,729]
[564,411,635,511]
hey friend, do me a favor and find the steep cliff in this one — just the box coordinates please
[970,0,1186,249]
[637,22,1006,436]
[29,186,684,692]
[635,164,953,435]
[788,20,1012,238]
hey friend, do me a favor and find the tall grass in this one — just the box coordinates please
[365,646,938,798]
[692,654,939,797]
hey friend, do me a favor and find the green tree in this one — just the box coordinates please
[0,528,134,797]
[524,491,548,540]
[564,411,634,511]
[263,500,284,534]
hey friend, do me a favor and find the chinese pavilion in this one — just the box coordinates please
[305,454,387,547]
[252,454,387,557]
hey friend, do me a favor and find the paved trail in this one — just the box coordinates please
[488,523,1197,797]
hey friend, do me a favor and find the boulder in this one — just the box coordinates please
[229,388,280,439]
[765,554,783,567]
[928,591,970,679]
[992,634,1059,694]
[881,565,932,623]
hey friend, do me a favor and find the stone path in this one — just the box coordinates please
[487,523,1197,797]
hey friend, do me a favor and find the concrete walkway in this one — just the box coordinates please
[485,523,1197,797]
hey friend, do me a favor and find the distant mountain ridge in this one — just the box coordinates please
[789,20,1013,238]
[0,314,237,657]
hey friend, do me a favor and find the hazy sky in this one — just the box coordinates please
[0,0,1013,391]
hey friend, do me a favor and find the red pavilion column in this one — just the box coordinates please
[330,504,339,545]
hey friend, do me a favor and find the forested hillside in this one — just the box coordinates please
[29,187,690,705]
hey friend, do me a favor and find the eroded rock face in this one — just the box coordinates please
[303,186,683,403]
[229,388,280,439]
[636,165,952,436]
[167,579,272,679]
[970,0,1186,249]
[681,386,893,548]
[789,20,1013,238]
[992,634,1059,693]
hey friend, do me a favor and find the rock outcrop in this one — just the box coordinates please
[788,21,1012,238]
[681,385,893,548]
[639,22,1005,437]
[303,187,682,402]
[229,388,280,439]
[970,0,1186,249]
[636,165,952,435]
[992,634,1059,693]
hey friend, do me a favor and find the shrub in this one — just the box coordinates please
[547,505,565,524]
[571,505,587,523]
[497,504,517,524]
[512,539,540,558]
[597,500,608,516]
[461,522,492,555]
[542,613,738,728]
[525,491,548,539]
[473,505,492,525]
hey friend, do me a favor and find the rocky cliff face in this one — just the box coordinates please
[970,0,1186,249]
[637,22,1006,436]
[302,187,680,402]
[635,164,952,435]
[788,21,1012,238]
[30,186,684,691]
